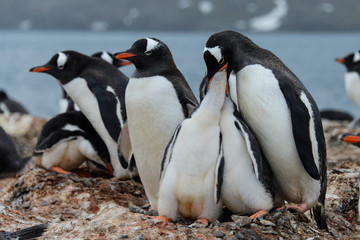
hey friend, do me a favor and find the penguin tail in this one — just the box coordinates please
[312,203,328,231]
[1,223,48,239]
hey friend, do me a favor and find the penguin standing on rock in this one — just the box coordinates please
[0,126,32,178]
[157,65,227,223]
[115,38,198,209]
[30,50,131,179]
[336,50,360,108]
[202,31,327,230]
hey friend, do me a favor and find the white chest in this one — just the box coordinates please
[344,72,360,107]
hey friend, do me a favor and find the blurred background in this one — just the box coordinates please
[0,0,359,117]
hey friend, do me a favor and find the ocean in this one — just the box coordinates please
[1,30,359,118]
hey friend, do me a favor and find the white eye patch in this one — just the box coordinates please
[204,46,223,63]
[146,38,160,52]
[57,52,68,69]
[353,51,360,63]
[101,51,114,64]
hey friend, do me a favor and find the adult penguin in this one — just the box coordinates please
[0,90,28,114]
[30,50,131,179]
[202,30,327,230]
[336,50,360,108]
[115,38,198,209]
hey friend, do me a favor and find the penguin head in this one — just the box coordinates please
[0,90,8,101]
[30,51,88,84]
[336,50,360,72]
[115,38,175,71]
[91,51,131,68]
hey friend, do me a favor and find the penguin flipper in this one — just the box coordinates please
[159,124,182,184]
[279,82,320,180]
[87,79,122,143]
[118,121,132,169]
[34,131,82,153]
[1,223,48,239]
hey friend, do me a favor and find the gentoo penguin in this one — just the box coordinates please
[203,31,327,230]
[115,38,198,209]
[0,126,31,178]
[320,109,354,122]
[219,73,274,218]
[0,223,48,239]
[157,65,227,223]
[336,50,360,108]
[30,50,131,179]
[0,90,28,114]
[58,51,131,113]
[32,111,115,175]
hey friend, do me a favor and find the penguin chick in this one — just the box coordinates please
[157,65,227,222]
[220,96,274,219]
[203,30,327,230]
[0,126,31,178]
[115,38,198,209]
[0,90,28,114]
[30,50,131,179]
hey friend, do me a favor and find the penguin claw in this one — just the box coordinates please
[249,209,269,220]
[50,166,70,175]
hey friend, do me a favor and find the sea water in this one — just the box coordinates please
[0,30,359,117]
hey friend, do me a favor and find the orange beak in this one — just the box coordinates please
[30,67,51,72]
[115,53,136,59]
[342,135,360,143]
[120,61,132,66]
[207,63,228,91]
[336,58,345,64]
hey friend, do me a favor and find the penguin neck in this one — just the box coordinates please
[198,78,226,117]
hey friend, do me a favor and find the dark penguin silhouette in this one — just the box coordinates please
[0,90,28,114]
[0,126,31,178]
[202,30,327,230]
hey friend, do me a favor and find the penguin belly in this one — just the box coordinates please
[220,104,273,214]
[35,138,87,171]
[62,77,129,179]
[236,65,320,207]
[344,72,360,107]
[158,119,222,220]
[126,76,184,209]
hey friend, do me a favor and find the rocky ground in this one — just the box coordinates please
[0,113,359,239]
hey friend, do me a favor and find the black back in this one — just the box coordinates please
[0,90,28,114]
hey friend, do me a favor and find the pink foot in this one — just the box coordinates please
[50,166,70,174]
[148,215,173,223]
[196,218,209,226]
[285,203,308,213]
[249,209,269,220]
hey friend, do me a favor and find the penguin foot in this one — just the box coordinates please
[148,215,173,223]
[249,209,269,220]
[195,218,209,226]
[72,169,92,178]
[285,203,308,213]
[50,166,70,174]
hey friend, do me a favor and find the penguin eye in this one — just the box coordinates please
[58,65,64,70]
[145,50,152,55]
[219,57,224,64]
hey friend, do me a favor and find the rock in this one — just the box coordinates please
[213,230,226,238]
